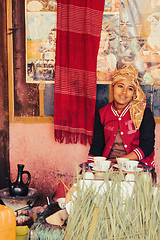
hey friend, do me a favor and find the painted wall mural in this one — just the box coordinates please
[117,0,160,117]
[97,13,119,82]
[98,0,160,85]
[26,0,57,83]
[98,0,160,117]
[117,0,160,85]
[25,0,160,117]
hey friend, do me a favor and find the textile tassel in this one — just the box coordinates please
[54,0,105,145]
[54,130,93,145]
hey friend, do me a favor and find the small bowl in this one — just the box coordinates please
[0,188,39,212]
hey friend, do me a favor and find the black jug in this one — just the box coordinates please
[7,164,31,197]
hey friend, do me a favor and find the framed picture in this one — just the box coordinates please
[26,0,57,83]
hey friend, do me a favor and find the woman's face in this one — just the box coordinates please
[113,78,135,110]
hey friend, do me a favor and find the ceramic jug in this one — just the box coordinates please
[7,164,31,197]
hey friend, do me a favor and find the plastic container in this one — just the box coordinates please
[0,204,16,240]
[16,226,29,240]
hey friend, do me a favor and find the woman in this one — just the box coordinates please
[89,65,155,170]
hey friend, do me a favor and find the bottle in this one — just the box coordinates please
[0,204,16,240]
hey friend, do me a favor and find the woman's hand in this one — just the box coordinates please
[109,152,138,164]
[120,152,138,161]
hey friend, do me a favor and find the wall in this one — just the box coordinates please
[9,123,90,199]
[10,122,160,200]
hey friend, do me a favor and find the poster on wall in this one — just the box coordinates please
[25,0,160,117]
[96,12,119,83]
[26,0,57,83]
[117,0,160,116]
[97,0,120,83]
[118,0,160,86]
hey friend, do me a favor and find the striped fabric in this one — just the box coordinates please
[54,0,105,144]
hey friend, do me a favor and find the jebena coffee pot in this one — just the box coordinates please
[7,164,31,197]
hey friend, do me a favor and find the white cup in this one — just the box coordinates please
[93,156,106,167]
[117,158,129,168]
[57,198,66,209]
[126,160,139,171]
[100,160,111,171]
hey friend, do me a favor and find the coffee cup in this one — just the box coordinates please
[93,156,106,168]
[100,160,111,171]
[117,158,129,168]
[126,160,139,171]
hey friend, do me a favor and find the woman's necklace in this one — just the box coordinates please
[116,107,124,110]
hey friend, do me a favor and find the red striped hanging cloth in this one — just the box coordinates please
[54,0,105,145]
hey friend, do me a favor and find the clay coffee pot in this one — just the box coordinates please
[7,164,31,197]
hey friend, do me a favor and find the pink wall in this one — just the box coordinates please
[9,123,90,198]
[10,123,160,199]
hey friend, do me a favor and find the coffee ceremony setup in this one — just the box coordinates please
[1,0,160,239]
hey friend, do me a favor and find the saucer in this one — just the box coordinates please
[89,163,95,167]
[124,168,143,173]
[92,166,107,172]
[92,166,102,171]
[113,164,143,172]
